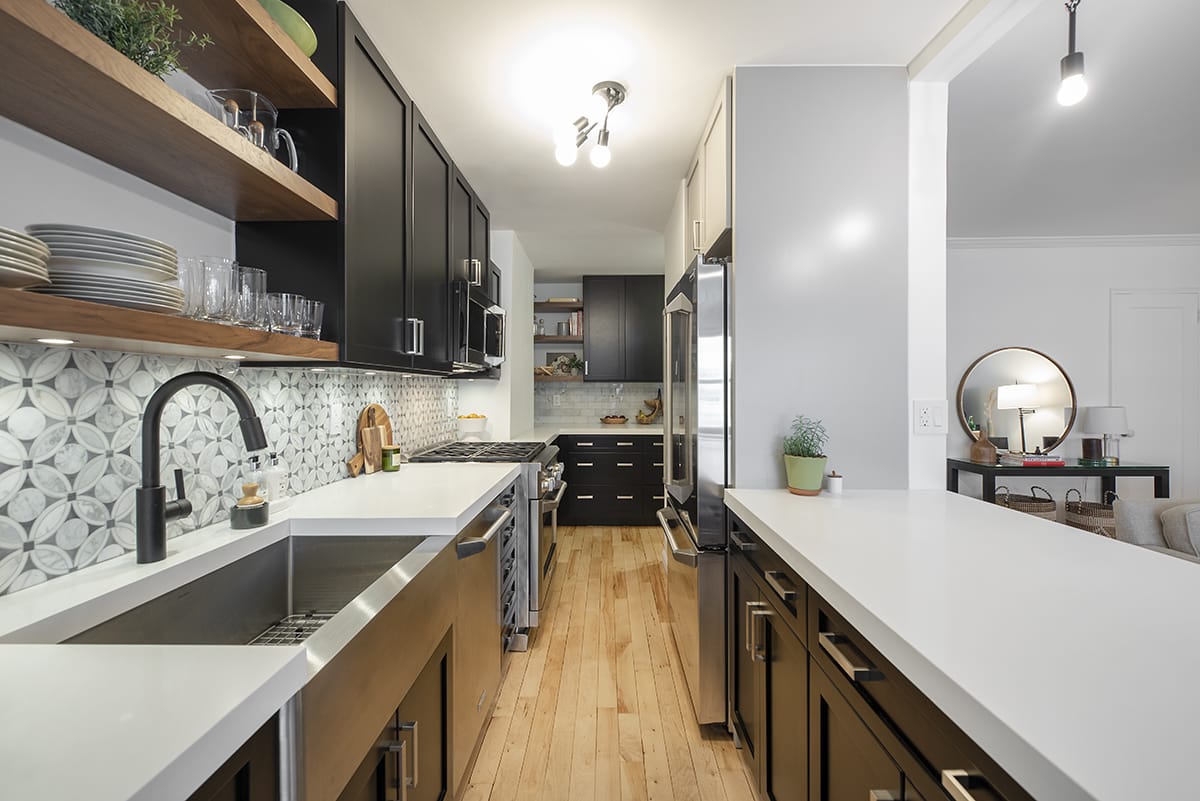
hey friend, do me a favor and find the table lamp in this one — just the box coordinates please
[1082,406,1128,465]
[997,383,1039,454]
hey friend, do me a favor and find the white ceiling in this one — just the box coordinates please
[349,0,968,278]
[948,0,1200,238]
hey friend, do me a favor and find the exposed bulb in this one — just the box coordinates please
[589,143,611,168]
[555,144,578,167]
[1057,73,1088,106]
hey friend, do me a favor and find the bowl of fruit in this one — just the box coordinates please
[458,413,487,435]
[600,415,628,425]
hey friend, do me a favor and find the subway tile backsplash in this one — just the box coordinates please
[534,381,662,424]
[0,344,457,595]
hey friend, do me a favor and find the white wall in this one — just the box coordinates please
[459,230,535,438]
[663,180,687,297]
[947,237,1200,499]
[732,66,911,490]
[0,117,233,256]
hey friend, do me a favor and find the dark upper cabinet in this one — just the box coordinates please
[450,168,474,285]
[411,108,453,372]
[342,13,413,368]
[471,197,491,291]
[583,275,663,382]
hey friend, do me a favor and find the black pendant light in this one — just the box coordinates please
[1057,0,1088,106]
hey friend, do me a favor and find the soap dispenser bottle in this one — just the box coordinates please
[264,451,291,511]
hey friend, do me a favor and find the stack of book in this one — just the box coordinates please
[999,453,1066,467]
[566,310,583,336]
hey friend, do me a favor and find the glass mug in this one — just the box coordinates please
[209,89,298,172]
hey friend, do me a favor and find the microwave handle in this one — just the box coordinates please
[488,307,505,361]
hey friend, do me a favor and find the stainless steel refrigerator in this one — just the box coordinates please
[657,254,730,725]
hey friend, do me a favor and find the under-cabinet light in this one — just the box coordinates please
[36,338,75,346]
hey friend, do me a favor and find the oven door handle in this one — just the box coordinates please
[657,508,698,568]
[540,481,567,513]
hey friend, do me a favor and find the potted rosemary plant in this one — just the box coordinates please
[783,415,828,496]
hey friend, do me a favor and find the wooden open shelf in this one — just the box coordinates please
[535,335,583,344]
[535,301,584,313]
[174,0,336,109]
[534,374,583,383]
[0,289,338,362]
[0,0,338,222]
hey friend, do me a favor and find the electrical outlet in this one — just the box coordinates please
[913,400,948,435]
[552,394,563,407]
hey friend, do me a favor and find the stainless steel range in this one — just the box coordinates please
[410,440,564,651]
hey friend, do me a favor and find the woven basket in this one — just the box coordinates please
[995,485,1057,521]
[1064,489,1117,538]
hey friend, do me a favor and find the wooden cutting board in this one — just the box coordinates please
[356,403,393,448]
[350,403,392,476]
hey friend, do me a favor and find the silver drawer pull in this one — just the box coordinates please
[617,441,634,446]
[617,495,635,500]
[868,793,898,801]
[764,570,797,602]
[653,462,664,468]
[577,441,594,446]
[653,495,666,501]
[750,607,773,662]
[577,495,594,500]
[744,600,767,653]
[617,462,634,467]
[397,720,419,788]
[576,462,594,467]
[729,529,757,551]
[818,632,882,682]
[942,770,986,801]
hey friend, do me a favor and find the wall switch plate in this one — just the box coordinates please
[552,394,563,407]
[913,399,948,435]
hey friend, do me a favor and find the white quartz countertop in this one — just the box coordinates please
[0,462,521,801]
[724,488,1200,801]
[0,645,306,801]
[519,423,664,444]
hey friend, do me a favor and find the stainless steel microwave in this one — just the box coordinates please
[451,280,505,373]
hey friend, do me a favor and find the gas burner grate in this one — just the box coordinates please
[412,440,546,463]
[249,612,335,645]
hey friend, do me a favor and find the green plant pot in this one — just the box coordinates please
[784,455,827,496]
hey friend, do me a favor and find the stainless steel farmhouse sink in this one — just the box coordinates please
[69,535,426,646]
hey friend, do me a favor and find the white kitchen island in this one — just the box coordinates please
[725,488,1200,801]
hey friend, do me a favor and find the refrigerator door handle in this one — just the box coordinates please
[657,508,698,568]
[663,292,694,503]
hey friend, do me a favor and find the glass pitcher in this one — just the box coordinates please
[209,89,299,172]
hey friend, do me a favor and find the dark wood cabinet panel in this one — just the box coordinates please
[623,275,664,382]
[809,663,902,801]
[583,276,624,381]
[186,716,278,801]
[450,168,473,284]
[764,612,807,801]
[411,108,452,371]
[471,198,490,289]
[342,24,411,368]
[556,436,661,525]
[729,554,761,771]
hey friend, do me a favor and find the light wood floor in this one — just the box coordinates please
[461,526,756,801]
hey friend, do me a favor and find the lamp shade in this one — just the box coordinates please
[997,383,1038,410]
[1082,406,1128,435]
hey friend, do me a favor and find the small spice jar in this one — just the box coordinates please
[382,445,402,472]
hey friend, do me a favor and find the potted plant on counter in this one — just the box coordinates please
[783,415,828,496]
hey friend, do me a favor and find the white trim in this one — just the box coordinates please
[908,0,1042,82]
[948,234,1200,250]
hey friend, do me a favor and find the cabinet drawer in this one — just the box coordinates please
[644,491,666,522]
[564,452,645,485]
[810,595,1033,801]
[557,434,646,452]
[643,450,665,485]
[728,515,806,642]
[558,485,647,526]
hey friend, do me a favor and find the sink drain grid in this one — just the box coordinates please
[249,612,336,645]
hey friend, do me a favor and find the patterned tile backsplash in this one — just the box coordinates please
[534,381,663,424]
[0,343,457,595]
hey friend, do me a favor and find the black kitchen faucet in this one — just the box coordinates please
[136,371,268,563]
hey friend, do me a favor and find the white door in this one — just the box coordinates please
[1110,291,1200,498]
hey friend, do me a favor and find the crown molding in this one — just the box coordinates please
[947,234,1200,250]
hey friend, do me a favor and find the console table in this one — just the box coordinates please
[946,458,1170,502]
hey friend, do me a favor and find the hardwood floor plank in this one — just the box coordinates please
[477,525,749,801]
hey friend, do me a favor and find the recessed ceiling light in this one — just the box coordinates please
[363,370,378,376]
[309,368,327,373]
[223,354,246,360]
[36,338,76,346]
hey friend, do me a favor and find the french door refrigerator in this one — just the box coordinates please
[657,254,730,725]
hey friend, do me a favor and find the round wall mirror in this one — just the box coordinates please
[956,347,1077,452]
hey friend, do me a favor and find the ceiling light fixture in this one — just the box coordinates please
[1057,0,1088,106]
[552,81,627,168]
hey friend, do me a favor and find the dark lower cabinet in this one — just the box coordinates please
[809,663,902,801]
[730,549,808,801]
[337,631,451,801]
[556,436,663,525]
[186,716,277,801]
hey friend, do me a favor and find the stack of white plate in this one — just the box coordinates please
[26,224,184,314]
[0,226,50,288]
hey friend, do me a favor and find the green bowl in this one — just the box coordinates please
[259,0,318,57]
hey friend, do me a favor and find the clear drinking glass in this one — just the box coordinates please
[201,256,238,323]
[268,292,304,335]
[235,266,268,329]
[300,299,324,339]
[177,256,204,318]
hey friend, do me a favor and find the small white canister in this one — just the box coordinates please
[823,471,843,495]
